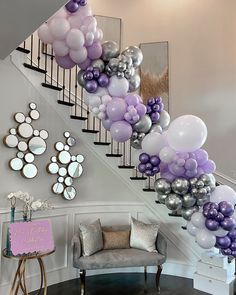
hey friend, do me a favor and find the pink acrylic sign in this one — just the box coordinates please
[9,219,55,255]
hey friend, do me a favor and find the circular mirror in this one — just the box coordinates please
[28,137,46,155]
[24,153,34,163]
[76,155,85,163]
[58,177,64,183]
[65,176,73,186]
[10,128,16,135]
[51,156,57,163]
[30,110,40,120]
[71,155,76,162]
[40,130,49,140]
[4,135,18,148]
[34,130,39,136]
[47,163,59,174]
[55,142,64,151]
[10,158,23,171]
[52,183,64,194]
[29,102,37,110]
[64,131,70,138]
[58,151,71,164]
[18,141,28,152]
[17,152,24,159]
[59,167,67,177]
[15,112,25,123]
[17,123,33,138]
[64,145,69,151]
[67,137,76,147]
[68,162,83,178]
[63,186,76,200]
[25,117,32,124]
[22,163,38,179]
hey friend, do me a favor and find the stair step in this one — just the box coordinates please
[155,201,161,204]
[130,176,147,180]
[168,213,182,217]
[143,188,155,192]
[118,165,135,169]
[94,142,111,146]
[82,129,99,134]
[70,115,87,121]
[106,153,122,158]
[181,226,187,230]
[16,47,30,54]
[57,100,74,107]
[23,63,46,74]
[42,83,62,91]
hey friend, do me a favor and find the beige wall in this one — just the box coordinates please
[91,0,236,186]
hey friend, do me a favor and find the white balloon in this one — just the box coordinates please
[85,32,94,46]
[196,229,216,249]
[141,133,167,156]
[132,149,143,167]
[38,23,54,44]
[73,3,92,18]
[89,96,101,108]
[159,110,170,129]
[107,76,129,98]
[66,29,84,50]
[210,185,236,205]
[214,228,228,237]
[159,146,176,163]
[191,212,205,229]
[97,112,106,120]
[84,88,108,106]
[101,95,112,105]
[53,40,69,56]
[52,7,68,19]
[91,107,99,115]
[69,47,87,63]
[68,16,84,29]
[167,115,207,152]
[187,221,198,236]
[49,18,70,40]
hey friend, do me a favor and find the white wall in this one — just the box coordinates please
[90,0,236,186]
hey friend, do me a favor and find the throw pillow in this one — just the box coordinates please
[130,217,159,252]
[103,230,130,250]
[79,219,103,256]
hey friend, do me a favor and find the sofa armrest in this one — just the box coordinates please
[156,232,167,256]
[72,234,82,263]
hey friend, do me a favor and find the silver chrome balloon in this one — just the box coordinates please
[182,193,196,208]
[171,177,189,195]
[154,178,171,195]
[197,195,210,206]
[133,115,152,133]
[197,187,208,198]
[189,177,198,187]
[159,110,170,130]
[122,46,143,68]
[190,187,198,197]
[165,194,182,211]
[109,58,119,71]
[102,41,120,61]
[157,194,168,204]
[150,124,163,134]
[181,206,198,221]
[131,138,142,149]
[196,180,204,189]
[129,73,141,92]
[77,70,85,87]
[91,59,105,72]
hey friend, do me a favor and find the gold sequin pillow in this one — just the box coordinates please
[130,217,159,252]
[103,230,130,250]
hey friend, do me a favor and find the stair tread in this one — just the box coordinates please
[168,213,182,217]
[82,129,99,134]
[42,82,62,91]
[70,115,87,121]
[94,142,111,146]
[130,176,147,180]
[16,47,30,54]
[106,153,123,157]
[23,63,46,74]
[143,188,155,192]
[118,165,135,169]
[57,100,74,107]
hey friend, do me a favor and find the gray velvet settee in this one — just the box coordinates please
[73,225,167,294]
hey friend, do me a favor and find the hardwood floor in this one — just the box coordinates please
[31,273,209,295]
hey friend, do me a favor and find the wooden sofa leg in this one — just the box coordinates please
[156,265,162,293]
[80,270,86,295]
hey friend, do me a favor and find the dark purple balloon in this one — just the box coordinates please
[139,153,150,164]
[159,102,164,111]
[150,112,160,123]
[146,105,152,114]
[230,241,236,251]
[152,166,160,174]
[203,210,209,218]
[216,236,231,249]
[210,203,219,210]
[145,170,153,176]
[138,163,146,173]
[228,228,236,241]
[203,202,212,211]
[208,208,218,219]
[85,71,93,80]
[152,104,160,112]
[155,97,162,103]
[219,201,234,217]
[98,73,109,87]
[205,219,219,231]
[65,0,79,12]
[148,98,155,106]
[79,0,87,6]
[221,217,236,231]
[93,68,100,79]
[146,163,153,170]
[222,248,232,256]
[85,80,98,93]
[87,66,94,72]
[150,156,160,167]
[215,212,225,222]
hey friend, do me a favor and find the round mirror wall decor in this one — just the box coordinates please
[47,132,84,200]
[3,102,49,179]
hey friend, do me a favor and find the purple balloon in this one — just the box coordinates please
[215,212,225,222]
[210,203,219,211]
[203,202,212,211]
[219,201,234,217]
[148,98,155,106]
[222,248,232,256]
[87,42,102,60]
[125,94,140,106]
[110,120,132,142]
[230,241,236,251]
[135,103,147,117]
[150,112,160,123]
[216,236,232,249]
[201,160,216,174]
[146,105,152,114]
[145,163,153,170]
[228,228,236,241]
[208,208,218,219]
[168,163,185,177]
[93,68,100,79]
[231,250,236,256]
[155,97,162,103]
[205,219,219,231]
[159,102,164,111]
[102,118,112,131]
[185,158,198,171]
[203,210,209,218]
[65,0,79,12]
[55,55,76,69]
[85,71,93,80]
[194,149,208,165]
[139,153,150,164]
[98,73,109,87]
[85,80,98,93]
[106,98,127,122]
[152,166,160,174]
[150,156,160,166]
[152,104,160,112]
[145,170,153,176]
[78,58,91,70]
[221,217,236,231]
[138,163,146,173]
[79,0,87,6]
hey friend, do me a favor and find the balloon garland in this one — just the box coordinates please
[38,0,236,257]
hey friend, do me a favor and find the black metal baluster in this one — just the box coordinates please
[56,65,59,88]
[50,48,54,86]
[62,69,65,101]
[37,38,41,68]
[68,69,72,104]
[30,34,33,66]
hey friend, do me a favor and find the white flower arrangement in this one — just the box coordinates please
[7,191,53,212]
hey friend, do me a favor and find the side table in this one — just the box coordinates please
[2,248,55,295]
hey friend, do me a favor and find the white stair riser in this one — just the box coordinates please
[201,251,228,268]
